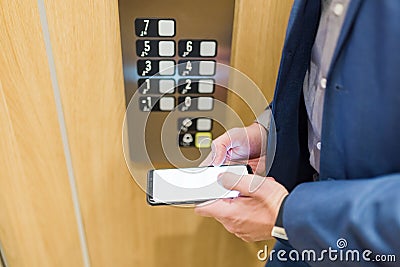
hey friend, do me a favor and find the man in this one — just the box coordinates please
[195,0,400,266]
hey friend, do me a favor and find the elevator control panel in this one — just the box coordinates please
[119,0,236,166]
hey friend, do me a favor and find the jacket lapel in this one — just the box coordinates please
[329,0,363,75]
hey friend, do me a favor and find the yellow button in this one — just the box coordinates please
[195,132,212,148]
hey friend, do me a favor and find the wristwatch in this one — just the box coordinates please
[271,195,289,241]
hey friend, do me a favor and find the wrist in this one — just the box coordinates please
[247,123,268,157]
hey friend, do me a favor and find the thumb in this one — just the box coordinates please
[217,172,252,196]
[218,172,270,197]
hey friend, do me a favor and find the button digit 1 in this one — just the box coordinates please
[141,78,151,94]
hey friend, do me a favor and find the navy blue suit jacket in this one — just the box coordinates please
[267,0,400,266]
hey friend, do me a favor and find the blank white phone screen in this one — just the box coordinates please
[152,165,249,203]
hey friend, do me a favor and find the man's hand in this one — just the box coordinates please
[200,123,268,175]
[195,172,288,242]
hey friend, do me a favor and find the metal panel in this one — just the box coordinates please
[119,0,235,167]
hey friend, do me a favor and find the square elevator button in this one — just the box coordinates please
[159,79,175,94]
[159,97,175,111]
[200,41,217,57]
[158,20,175,37]
[198,79,214,93]
[196,118,212,131]
[197,97,213,111]
[195,132,212,148]
[158,41,175,57]
[159,61,175,75]
[199,61,216,76]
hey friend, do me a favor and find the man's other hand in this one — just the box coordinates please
[195,172,288,242]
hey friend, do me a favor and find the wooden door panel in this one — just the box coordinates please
[0,1,84,266]
[230,0,294,124]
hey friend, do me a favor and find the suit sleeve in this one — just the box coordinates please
[284,174,400,266]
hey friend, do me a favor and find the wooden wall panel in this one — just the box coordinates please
[42,0,137,265]
[230,0,294,124]
[0,1,84,266]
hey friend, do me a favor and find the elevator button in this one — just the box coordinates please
[159,97,175,111]
[159,60,175,75]
[195,132,212,148]
[200,41,217,57]
[196,118,212,131]
[198,79,214,93]
[158,41,175,57]
[158,20,175,37]
[199,61,216,76]
[197,97,214,110]
[159,79,175,94]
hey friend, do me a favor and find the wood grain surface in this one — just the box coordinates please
[230,0,294,124]
[0,1,84,266]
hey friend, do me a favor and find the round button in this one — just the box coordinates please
[320,78,327,89]
[333,3,344,16]
[316,142,322,150]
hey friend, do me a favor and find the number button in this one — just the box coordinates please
[199,61,216,76]
[158,41,175,57]
[135,19,175,37]
[198,79,214,93]
[159,79,175,94]
[159,60,175,75]
[179,40,217,58]
[159,97,175,111]
[197,97,214,111]
[158,19,175,37]
[200,41,217,57]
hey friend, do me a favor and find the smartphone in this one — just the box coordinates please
[147,165,253,206]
